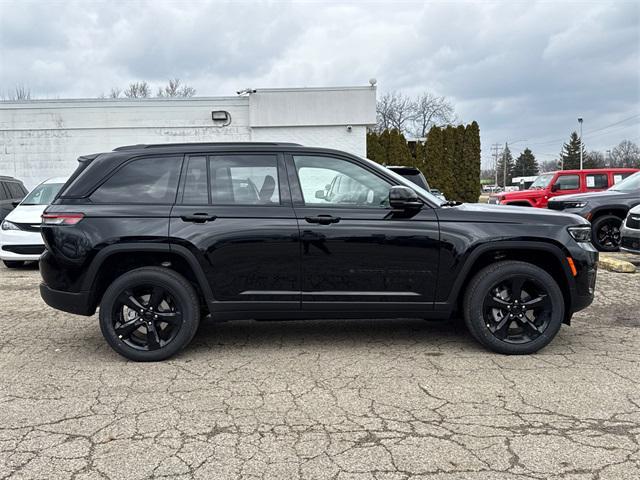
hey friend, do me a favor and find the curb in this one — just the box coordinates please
[598,255,637,273]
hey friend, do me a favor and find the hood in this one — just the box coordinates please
[448,202,589,226]
[494,189,543,199]
[628,204,640,215]
[4,204,48,223]
[548,189,626,203]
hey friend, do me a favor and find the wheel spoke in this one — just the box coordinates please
[490,316,511,339]
[520,317,543,336]
[147,286,165,309]
[523,294,549,309]
[510,277,525,301]
[155,310,182,325]
[115,319,141,339]
[486,296,510,310]
[146,322,161,350]
[118,291,145,312]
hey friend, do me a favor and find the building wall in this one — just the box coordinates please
[0,86,376,188]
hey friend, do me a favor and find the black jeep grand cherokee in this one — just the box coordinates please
[40,143,598,361]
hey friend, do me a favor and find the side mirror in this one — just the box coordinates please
[315,190,326,199]
[11,201,20,208]
[550,184,559,192]
[389,186,422,210]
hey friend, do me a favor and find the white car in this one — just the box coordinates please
[0,177,67,268]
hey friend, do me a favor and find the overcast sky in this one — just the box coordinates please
[1,0,639,166]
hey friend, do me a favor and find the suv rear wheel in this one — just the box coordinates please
[463,261,564,354]
[99,267,200,361]
[591,214,622,251]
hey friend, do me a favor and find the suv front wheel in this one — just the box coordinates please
[99,267,200,361]
[463,261,564,355]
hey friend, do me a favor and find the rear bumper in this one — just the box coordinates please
[39,283,95,316]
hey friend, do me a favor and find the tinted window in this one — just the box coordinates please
[554,174,579,191]
[210,155,279,205]
[182,156,208,205]
[294,155,391,207]
[611,171,640,192]
[22,183,64,205]
[0,183,7,201]
[586,174,608,189]
[6,182,25,199]
[91,156,181,204]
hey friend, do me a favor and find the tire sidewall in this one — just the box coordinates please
[464,262,565,355]
[99,268,199,362]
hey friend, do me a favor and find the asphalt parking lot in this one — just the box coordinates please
[1,263,639,480]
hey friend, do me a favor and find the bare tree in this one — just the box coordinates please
[412,92,455,138]
[5,85,32,101]
[123,81,151,98]
[157,78,196,98]
[376,92,415,133]
[109,87,122,99]
[610,140,640,168]
[540,159,559,172]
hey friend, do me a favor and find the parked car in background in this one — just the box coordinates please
[39,143,597,361]
[488,168,638,208]
[620,204,640,254]
[547,171,640,251]
[386,166,446,201]
[0,175,28,222]
[0,177,67,268]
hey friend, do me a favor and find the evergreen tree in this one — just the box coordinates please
[366,129,413,166]
[424,125,445,192]
[460,121,481,202]
[559,131,586,170]
[513,148,539,177]
[441,126,458,199]
[496,144,514,187]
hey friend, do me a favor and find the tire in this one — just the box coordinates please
[99,267,200,362]
[3,260,25,268]
[463,260,564,355]
[591,214,622,252]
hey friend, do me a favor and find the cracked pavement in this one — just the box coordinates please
[1,263,639,479]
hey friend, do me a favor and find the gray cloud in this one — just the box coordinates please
[0,0,638,165]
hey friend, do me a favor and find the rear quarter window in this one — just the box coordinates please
[90,156,182,204]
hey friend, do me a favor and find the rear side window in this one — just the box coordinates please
[91,156,181,204]
[6,182,25,199]
[586,174,608,189]
[210,155,280,205]
[554,174,579,191]
[0,182,7,200]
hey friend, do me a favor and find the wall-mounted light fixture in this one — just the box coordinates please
[211,110,231,127]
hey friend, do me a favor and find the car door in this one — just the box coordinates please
[169,152,300,312]
[286,153,440,314]
[550,173,581,199]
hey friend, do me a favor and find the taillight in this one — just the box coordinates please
[41,213,85,225]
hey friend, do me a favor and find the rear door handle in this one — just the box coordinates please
[180,213,217,223]
[305,215,341,225]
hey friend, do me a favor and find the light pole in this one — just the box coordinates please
[578,117,583,170]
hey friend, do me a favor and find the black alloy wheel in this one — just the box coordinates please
[482,275,551,344]
[112,285,183,351]
[99,267,200,361]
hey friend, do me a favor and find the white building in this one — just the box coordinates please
[0,86,376,188]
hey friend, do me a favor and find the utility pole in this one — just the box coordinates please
[491,143,501,187]
[503,142,509,188]
[578,117,584,170]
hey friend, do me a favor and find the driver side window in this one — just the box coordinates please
[293,156,391,208]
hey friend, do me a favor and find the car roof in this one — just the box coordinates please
[0,175,22,182]
[548,168,639,174]
[42,177,69,184]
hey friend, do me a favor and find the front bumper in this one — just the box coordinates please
[0,229,45,261]
[40,283,95,316]
[620,221,640,254]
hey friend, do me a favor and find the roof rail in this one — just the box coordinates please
[113,142,302,151]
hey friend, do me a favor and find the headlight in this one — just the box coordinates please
[564,201,587,209]
[567,225,592,242]
[1,220,19,231]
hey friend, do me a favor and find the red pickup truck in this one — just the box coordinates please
[488,168,639,208]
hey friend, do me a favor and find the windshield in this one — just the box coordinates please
[610,171,640,192]
[363,158,446,206]
[21,183,64,205]
[529,174,554,189]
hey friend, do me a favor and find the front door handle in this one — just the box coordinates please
[305,215,341,225]
[181,213,217,223]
